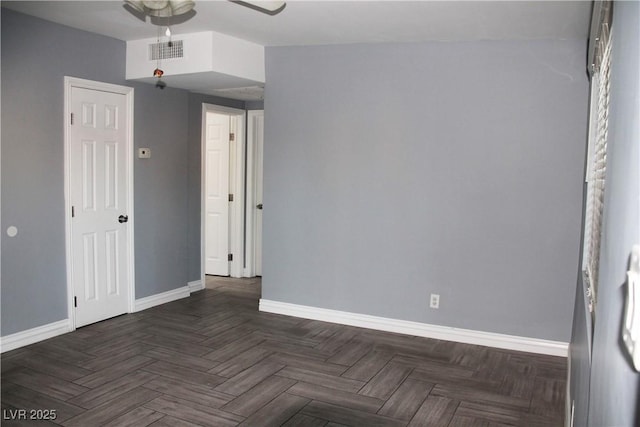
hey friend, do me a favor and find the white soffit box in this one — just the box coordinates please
[126,30,265,84]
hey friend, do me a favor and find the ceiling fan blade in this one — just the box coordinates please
[232,1,286,15]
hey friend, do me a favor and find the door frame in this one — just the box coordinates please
[201,103,246,283]
[63,77,136,329]
[244,110,264,277]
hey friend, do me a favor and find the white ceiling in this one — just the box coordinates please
[1,1,592,46]
[2,0,592,99]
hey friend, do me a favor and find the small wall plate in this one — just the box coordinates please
[138,148,151,159]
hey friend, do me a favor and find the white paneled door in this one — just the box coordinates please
[205,112,230,276]
[70,86,130,327]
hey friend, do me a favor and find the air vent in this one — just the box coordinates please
[148,40,184,60]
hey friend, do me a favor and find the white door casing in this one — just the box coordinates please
[65,78,134,328]
[204,112,231,276]
[227,115,246,279]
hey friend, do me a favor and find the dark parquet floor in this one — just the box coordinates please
[1,277,566,426]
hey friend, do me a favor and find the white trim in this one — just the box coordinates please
[566,350,573,427]
[259,299,569,357]
[2,284,196,352]
[134,286,190,312]
[188,280,205,293]
[64,77,136,330]
[0,320,73,353]
[229,113,246,279]
[200,103,246,284]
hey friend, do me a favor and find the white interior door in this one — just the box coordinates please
[205,112,230,276]
[254,112,264,276]
[70,86,130,327]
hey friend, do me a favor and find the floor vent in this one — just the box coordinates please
[148,40,184,60]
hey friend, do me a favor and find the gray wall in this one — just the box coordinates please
[133,85,190,298]
[1,9,128,335]
[1,9,242,336]
[245,100,265,110]
[263,40,588,341]
[584,1,640,425]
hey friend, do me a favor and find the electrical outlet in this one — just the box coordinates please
[430,293,440,309]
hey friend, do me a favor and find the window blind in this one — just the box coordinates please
[583,23,612,314]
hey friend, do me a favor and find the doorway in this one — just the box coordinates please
[201,104,246,282]
[64,77,135,328]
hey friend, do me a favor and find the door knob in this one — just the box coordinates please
[118,215,129,223]
[256,204,263,210]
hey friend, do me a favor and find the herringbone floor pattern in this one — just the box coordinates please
[1,277,566,426]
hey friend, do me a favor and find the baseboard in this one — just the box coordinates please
[0,319,73,353]
[566,350,573,427]
[259,299,569,357]
[2,286,197,353]
[188,280,204,293]
[135,286,190,312]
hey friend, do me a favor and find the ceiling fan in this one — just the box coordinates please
[124,0,286,18]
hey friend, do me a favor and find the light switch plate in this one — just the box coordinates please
[623,245,640,371]
[138,148,151,159]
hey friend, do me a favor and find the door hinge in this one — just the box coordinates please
[74,296,77,307]
[229,194,234,202]
[72,206,75,218]
[70,113,74,125]
[228,253,233,262]
[229,133,235,142]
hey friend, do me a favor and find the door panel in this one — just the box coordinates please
[82,233,98,300]
[105,142,118,209]
[205,112,230,276]
[71,87,129,327]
